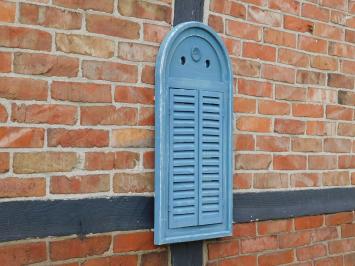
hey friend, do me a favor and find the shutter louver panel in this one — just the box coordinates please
[199,91,223,225]
[169,88,199,229]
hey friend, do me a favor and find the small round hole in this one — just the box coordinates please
[181,56,186,65]
[205,60,210,68]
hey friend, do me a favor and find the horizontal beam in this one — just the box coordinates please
[0,188,354,242]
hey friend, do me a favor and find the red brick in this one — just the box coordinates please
[235,154,271,170]
[329,238,355,254]
[345,253,355,266]
[314,23,344,41]
[233,223,256,238]
[12,104,77,125]
[0,77,48,101]
[238,79,272,97]
[256,136,289,152]
[278,48,309,67]
[208,255,257,266]
[115,86,154,104]
[82,60,137,83]
[326,212,353,226]
[326,105,353,121]
[291,173,321,187]
[86,151,140,171]
[210,0,246,19]
[296,70,326,85]
[223,37,241,56]
[295,215,324,230]
[112,128,154,148]
[226,20,261,41]
[144,23,169,43]
[141,252,168,266]
[275,85,306,101]
[284,16,314,33]
[342,223,355,238]
[237,116,272,133]
[208,240,239,260]
[0,25,51,51]
[0,127,44,148]
[234,173,252,189]
[118,0,171,23]
[264,28,296,48]
[113,231,156,252]
[0,104,8,122]
[232,58,260,77]
[50,174,109,194]
[307,87,337,104]
[0,51,11,72]
[48,129,109,148]
[0,1,16,22]
[0,242,47,265]
[53,0,114,13]
[20,3,82,30]
[292,138,322,152]
[141,65,155,84]
[208,15,224,33]
[247,6,282,26]
[258,219,292,235]
[86,14,140,39]
[50,236,111,261]
[0,177,45,198]
[262,64,295,83]
[302,3,330,22]
[339,155,355,169]
[342,60,355,74]
[274,155,307,170]
[139,107,154,126]
[328,73,354,89]
[259,250,294,266]
[315,256,343,266]
[241,236,278,254]
[269,0,299,14]
[234,134,255,151]
[312,227,339,242]
[114,152,140,170]
[275,119,305,135]
[346,29,355,43]
[254,173,288,188]
[51,81,111,103]
[293,103,323,118]
[0,152,9,173]
[325,138,351,153]
[309,155,337,170]
[118,43,158,62]
[323,171,350,186]
[299,35,327,53]
[297,244,327,261]
[331,10,346,25]
[260,99,290,115]
[14,53,79,77]
[82,255,138,266]
[338,123,355,137]
[113,173,154,193]
[280,231,311,248]
[329,42,355,59]
[81,106,137,126]
[320,0,346,11]
[243,42,276,62]
[234,96,256,113]
[143,151,154,169]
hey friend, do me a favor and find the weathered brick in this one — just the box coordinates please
[0,51,11,73]
[0,1,16,22]
[295,215,324,230]
[278,48,309,67]
[236,116,272,133]
[14,53,79,77]
[13,152,77,174]
[82,60,137,83]
[208,241,239,260]
[241,236,278,254]
[226,20,261,41]
[262,64,295,83]
[326,105,353,121]
[141,252,168,266]
[144,23,169,43]
[291,173,321,187]
[118,0,171,23]
[302,3,330,22]
[234,173,252,189]
[0,127,44,148]
[141,65,155,84]
[264,28,296,47]
[314,23,344,41]
[243,42,276,61]
[0,242,47,265]
[53,0,114,13]
[0,104,8,122]
[338,90,355,106]
[234,96,256,113]
[292,138,322,152]
[259,250,294,266]
[81,106,137,126]
[50,174,109,194]
[112,128,154,148]
[138,107,154,126]
[338,123,355,136]
[0,77,48,101]
[0,177,46,198]
[56,33,115,58]
[329,238,355,254]
[232,58,261,77]
[234,134,255,151]
[0,153,9,173]
[311,55,337,71]
[309,155,337,170]
[293,103,323,118]
[48,129,109,148]
[296,244,327,261]
[235,154,271,170]
[325,138,352,153]
[51,81,111,103]
[323,171,350,186]
[82,255,138,266]
[254,173,288,188]
[247,6,282,26]
[20,3,82,30]
[118,43,158,62]
[275,85,306,101]
[114,232,156,253]
[279,231,311,248]
[328,73,354,89]
[275,119,305,135]
[0,26,51,51]
[296,70,326,85]
[12,104,77,125]
[50,236,111,261]
[86,14,140,39]
[238,79,272,97]
[256,136,289,152]
[284,16,313,33]
[326,212,353,225]
[307,87,337,104]
[274,155,307,170]
[338,155,355,169]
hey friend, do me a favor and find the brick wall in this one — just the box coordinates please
[0,0,354,265]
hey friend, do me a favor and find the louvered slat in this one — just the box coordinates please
[169,89,199,228]
[198,91,223,225]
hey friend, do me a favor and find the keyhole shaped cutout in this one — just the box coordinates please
[181,56,186,65]
[205,59,210,68]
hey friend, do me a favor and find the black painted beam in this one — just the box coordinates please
[173,0,205,25]
[171,241,203,266]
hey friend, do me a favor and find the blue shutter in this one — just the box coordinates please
[169,88,199,228]
[198,91,224,225]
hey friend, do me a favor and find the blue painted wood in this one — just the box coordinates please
[155,22,233,245]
